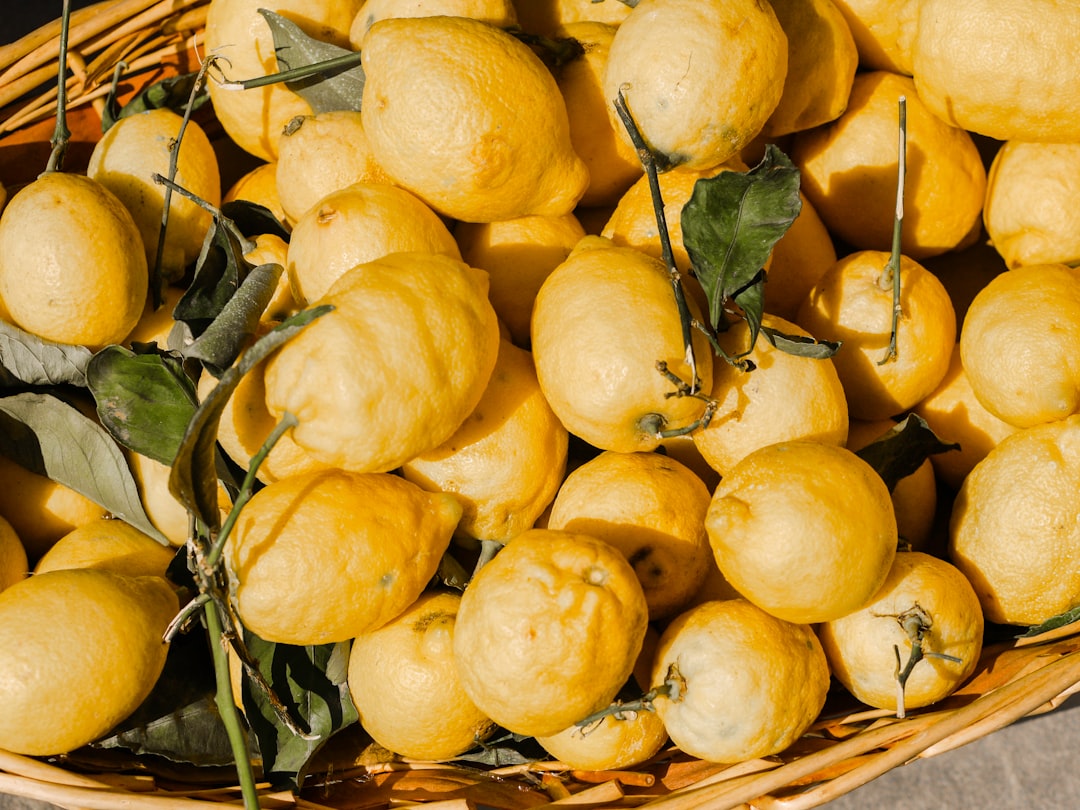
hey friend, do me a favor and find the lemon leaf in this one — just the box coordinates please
[241,630,358,792]
[174,215,250,338]
[258,9,365,114]
[0,391,168,544]
[103,71,211,133]
[759,325,841,359]
[682,144,802,338]
[853,413,960,492]
[0,319,91,387]
[222,199,290,242]
[1018,604,1080,639]
[87,344,199,465]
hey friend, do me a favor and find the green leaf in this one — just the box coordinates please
[451,731,547,767]
[853,413,960,492]
[169,306,332,530]
[0,392,167,544]
[682,144,802,336]
[759,325,841,359]
[1018,604,1080,639]
[0,320,92,387]
[87,345,199,465]
[222,200,290,242]
[173,216,249,339]
[103,70,211,132]
[241,631,358,791]
[259,9,365,114]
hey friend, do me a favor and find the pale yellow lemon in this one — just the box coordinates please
[223,162,287,226]
[34,518,175,579]
[513,0,632,34]
[0,516,27,594]
[350,0,517,45]
[535,708,668,771]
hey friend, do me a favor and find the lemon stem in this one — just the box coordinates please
[152,173,257,255]
[890,602,960,719]
[878,96,907,365]
[613,88,701,393]
[214,51,365,91]
[575,664,686,730]
[44,0,72,174]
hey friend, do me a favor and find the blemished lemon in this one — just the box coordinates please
[531,237,714,453]
[546,450,713,621]
[0,172,146,349]
[791,70,986,260]
[87,108,220,281]
[348,590,496,761]
[226,469,462,645]
[911,0,1080,143]
[552,21,644,209]
[983,141,1080,270]
[452,528,649,737]
[33,518,175,579]
[846,418,938,551]
[274,111,392,225]
[949,414,1080,626]
[285,182,461,308]
[359,15,589,222]
[402,340,569,543]
[651,598,830,764]
[765,191,838,322]
[830,0,918,74]
[0,516,27,594]
[818,551,983,713]
[603,0,787,172]
[0,454,108,563]
[204,0,362,161]
[264,251,500,473]
[0,568,177,756]
[223,162,287,227]
[514,0,632,34]
[692,313,849,479]
[349,0,517,45]
[959,263,1080,429]
[796,250,956,421]
[913,343,1020,491]
[535,708,669,771]
[706,440,897,624]
[763,0,859,138]
[455,212,586,347]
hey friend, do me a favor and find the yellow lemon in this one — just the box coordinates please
[285,182,461,307]
[348,590,496,761]
[226,469,462,645]
[765,192,838,322]
[546,449,713,621]
[830,0,918,74]
[514,0,632,34]
[402,340,568,543]
[0,172,146,349]
[349,0,517,45]
[602,0,787,171]
[911,0,1080,142]
[223,162,287,227]
[949,414,1080,626]
[264,251,501,473]
[243,232,297,325]
[531,237,714,453]
[33,518,175,579]
[452,528,648,737]
[651,598,830,764]
[796,250,956,421]
[535,708,668,771]
[0,516,27,594]
[359,15,589,222]
[0,569,177,756]
[87,108,220,280]
[959,263,1080,429]
[692,313,849,479]
[706,440,897,624]
[819,551,983,713]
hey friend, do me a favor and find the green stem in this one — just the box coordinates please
[152,172,257,255]
[612,88,701,393]
[204,599,262,810]
[214,51,364,91]
[44,0,72,174]
[878,96,907,366]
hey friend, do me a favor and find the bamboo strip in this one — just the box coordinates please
[0,771,249,809]
[0,0,115,73]
[72,0,207,74]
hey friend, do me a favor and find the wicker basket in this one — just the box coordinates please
[3,3,1080,809]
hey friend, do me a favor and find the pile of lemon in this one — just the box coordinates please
[2,0,1080,778]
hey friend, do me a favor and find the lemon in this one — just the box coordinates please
[402,339,569,543]
[603,0,787,171]
[226,469,462,645]
[531,237,714,453]
[831,0,918,74]
[0,172,146,349]
[359,15,589,222]
[706,440,897,624]
[949,414,1080,626]
[515,0,633,34]
[87,108,220,280]
[819,551,984,713]
[33,517,175,578]
[264,251,500,473]
[0,568,177,755]
[223,162,287,227]
[536,708,669,771]
[349,0,518,45]
[546,450,712,621]
[651,598,830,764]
[764,192,837,322]
[452,528,648,737]
[0,515,27,594]
[348,590,496,761]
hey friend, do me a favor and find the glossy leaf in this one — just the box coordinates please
[854,413,960,492]
[87,345,199,465]
[0,392,167,543]
[0,320,92,387]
